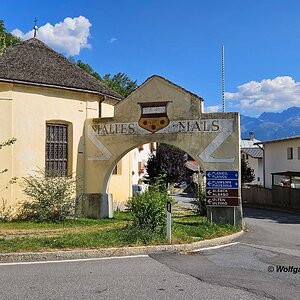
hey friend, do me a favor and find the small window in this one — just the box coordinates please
[112,166,117,175]
[46,124,68,176]
[287,147,293,160]
[112,161,122,175]
[298,147,300,159]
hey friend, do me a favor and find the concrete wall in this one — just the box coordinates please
[265,140,300,188]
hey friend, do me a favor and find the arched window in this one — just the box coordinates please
[46,123,68,176]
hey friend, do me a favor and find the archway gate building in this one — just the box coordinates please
[84,75,242,225]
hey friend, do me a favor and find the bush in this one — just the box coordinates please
[190,183,207,216]
[19,169,77,222]
[126,180,170,230]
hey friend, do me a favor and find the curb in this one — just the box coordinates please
[0,230,244,263]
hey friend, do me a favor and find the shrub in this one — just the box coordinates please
[190,183,207,216]
[126,179,170,230]
[19,169,77,222]
[0,199,14,221]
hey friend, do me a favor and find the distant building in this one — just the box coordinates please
[131,143,156,185]
[241,132,264,185]
[256,136,300,189]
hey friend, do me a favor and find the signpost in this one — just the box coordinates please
[206,171,239,207]
[167,201,172,244]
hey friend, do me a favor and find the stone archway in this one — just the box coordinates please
[83,75,242,225]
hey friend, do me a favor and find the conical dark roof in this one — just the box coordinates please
[0,38,122,100]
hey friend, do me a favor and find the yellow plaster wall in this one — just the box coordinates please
[108,154,132,207]
[0,81,132,211]
[100,99,133,206]
[0,83,13,204]
[1,82,101,207]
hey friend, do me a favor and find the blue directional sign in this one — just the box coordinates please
[206,179,238,189]
[206,171,238,180]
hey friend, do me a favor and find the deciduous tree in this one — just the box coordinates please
[145,143,188,185]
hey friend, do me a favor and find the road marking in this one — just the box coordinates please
[192,241,240,252]
[0,254,149,266]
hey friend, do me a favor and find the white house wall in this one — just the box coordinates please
[264,139,300,188]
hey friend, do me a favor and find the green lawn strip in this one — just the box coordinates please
[0,212,239,253]
[0,212,129,231]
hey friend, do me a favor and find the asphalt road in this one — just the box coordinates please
[152,208,300,300]
[0,208,299,299]
[171,192,194,209]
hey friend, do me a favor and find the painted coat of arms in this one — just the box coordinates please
[138,101,171,133]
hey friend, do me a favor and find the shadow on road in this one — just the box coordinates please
[244,208,300,224]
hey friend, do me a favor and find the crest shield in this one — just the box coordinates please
[138,101,171,133]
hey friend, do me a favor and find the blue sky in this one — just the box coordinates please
[2,0,300,117]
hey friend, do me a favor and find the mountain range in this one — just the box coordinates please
[241,107,300,141]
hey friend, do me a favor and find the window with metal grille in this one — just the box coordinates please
[46,124,68,176]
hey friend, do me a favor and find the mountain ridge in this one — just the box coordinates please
[241,106,300,140]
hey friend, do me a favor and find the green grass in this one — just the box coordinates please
[0,211,240,253]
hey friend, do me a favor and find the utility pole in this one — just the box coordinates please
[222,45,225,112]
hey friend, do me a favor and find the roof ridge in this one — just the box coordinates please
[142,75,203,101]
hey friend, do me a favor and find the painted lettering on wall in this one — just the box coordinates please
[90,119,223,136]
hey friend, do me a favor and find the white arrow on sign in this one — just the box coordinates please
[199,119,235,163]
[87,125,112,161]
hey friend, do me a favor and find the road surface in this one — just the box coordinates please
[0,208,299,299]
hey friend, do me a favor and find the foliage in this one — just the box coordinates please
[0,199,14,221]
[75,59,138,98]
[190,183,207,216]
[241,158,255,184]
[0,138,17,191]
[0,138,17,150]
[126,178,171,230]
[102,73,137,98]
[0,20,20,54]
[144,143,188,186]
[19,169,77,222]
[76,60,102,80]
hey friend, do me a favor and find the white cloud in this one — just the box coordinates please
[11,16,92,56]
[108,37,117,44]
[226,76,300,113]
[205,105,220,113]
